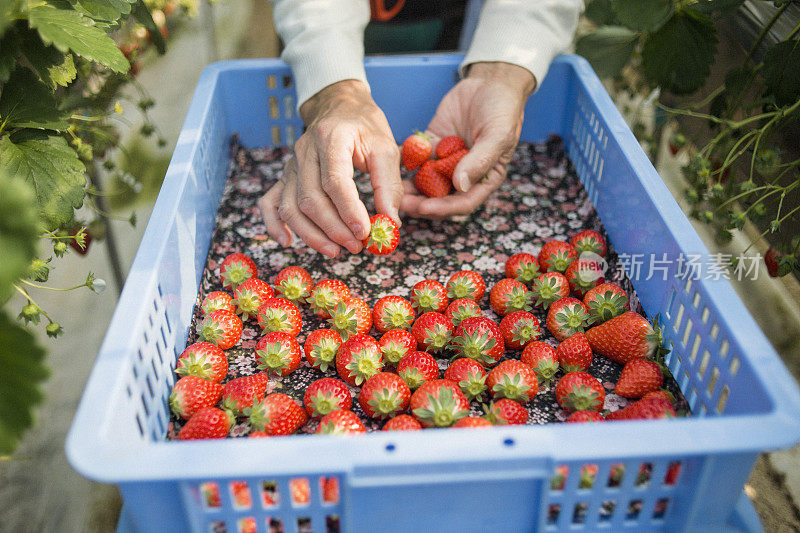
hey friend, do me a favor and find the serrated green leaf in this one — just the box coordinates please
[575,26,638,79]
[611,0,673,32]
[0,26,20,83]
[641,10,718,94]
[27,2,129,73]
[0,131,86,228]
[0,68,69,130]
[17,26,77,88]
[585,0,618,26]
[75,0,134,21]
[130,0,165,54]
[763,40,800,107]
[0,168,40,304]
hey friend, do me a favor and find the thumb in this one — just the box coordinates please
[452,135,507,193]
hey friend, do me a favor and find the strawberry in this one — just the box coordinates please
[201,291,235,314]
[308,279,350,319]
[538,240,577,273]
[410,379,470,428]
[566,410,605,423]
[409,279,449,314]
[434,148,469,179]
[397,351,439,390]
[303,377,352,418]
[555,332,593,373]
[220,373,269,415]
[546,297,589,341]
[272,266,313,305]
[665,462,682,485]
[335,333,383,386]
[169,375,223,420]
[585,311,667,365]
[246,393,308,435]
[402,131,432,170]
[257,297,302,337]
[358,372,411,419]
[175,341,228,383]
[411,312,454,354]
[486,359,539,403]
[378,328,417,366]
[249,431,269,438]
[382,414,422,431]
[583,282,629,325]
[505,253,540,286]
[446,270,486,301]
[363,214,400,255]
[642,390,674,404]
[255,331,302,376]
[233,278,275,320]
[197,309,243,349]
[220,253,258,290]
[606,395,676,421]
[764,248,795,277]
[668,131,686,155]
[521,341,559,384]
[489,278,533,316]
[328,297,372,340]
[531,272,570,309]
[555,372,605,413]
[303,329,342,372]
[322,477,340,503]
[372,295,415,333]
[570,229,607,258]
[445,298,483,327]
[483,398,529,425]
[414,160,452,198]
[564,258,603,298]
[177,407,232,440]
[444,357,488,401]
[435,135,467,159]
[550,465,568,491]
[316,410,366,434]
[231,481,253,508]
[453,416,493,428]
[499,310,541,349]
[615,358,664,398]
[451,316,505,367]
[290,478,310,504]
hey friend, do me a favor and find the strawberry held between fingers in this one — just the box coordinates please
[175,342,228,383]
[414,160,452,198]
[377,329,417,366]
[555,372,605,413]
[435,135,467,159]
[316,410,367,434]
[486,360,539,403]
[177,407,233,440]
[303,329,342,372]
[531,271,570,309]
[201,291,235,315]
[363,214,400,255]
[308,279,350,319]
[584,311,667,365]
[401,131,432,170]
[220,373,269,416]
[615,358,664,398]
[546,297,589,341]
[246,393,308,436]
[505,253,541,286]
[538,240,577,273]
[411,312,454,354]
[483,398,529,425]
[521,341,560,385]
[303,378,352,418]
[382,414,422,431]
[335,333,383,386]
[233,278,274,321]
[433,148,469,180]
[446,270,486,301]
[372,295,415,333]
[450,316,505,367]
[583,282,629,325]
[409,279,449,314]
[169,375,224,420]
[272,266,313,305]
[197,309,243,349]
[444,357,488,401]
[396,351,440,390]
[555,332,593,373]
[490,278,533,316]
[499,310,541,349]
[328,297,372,340]
[257,297,302,337]
[570,229,607,258]
[255,331,302,377]
[219,252,258,290]
[359,372,411,419]
[410,379,470,428]
[445,298,483,327]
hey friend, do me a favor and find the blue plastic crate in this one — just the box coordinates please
[67,54,800,533]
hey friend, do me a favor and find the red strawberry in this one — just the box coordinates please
[555,332,593,373]
[358,372,411,419]
[233,278,275,320]
[583,282,629,325]
[451,316,505,367]
[606,395,676,421]
[546,297,589,341]
[434,148,469,179]
[249,431,269,438]
[489,278,533,316]
[444,357,488,401]
[197,309,242,349]
[411,312,454,354]
[382,414,422,431]
[414,160,451,197]
[201,291,235,315]
[521,341,559,384]
[585,311,667,365]
[220,373,269,415]
[169,375,223,420]
[303,378,352,418]
[555,372,605,413]
[505,253,541,286]
[397,351,440,390]
[308,279,350,319]
[363,214,400,255]
[453,416,493,428]
[445,298,483,327]
[335,333,383,386]
[570,229,607,257]
[378,328,417,366]
[372,295,415,333]
[531,272,570,309]
[257,297,302,337]
[402,131,432,170]
[642,390,674,404]
[665,462,682,485]
[486,359,539,403]
[483,398,529,425]
[435,135,466,159]
[499,310,541,349]
[176,342,228,383]
[290,478,310,504]
[446,270,486,301]
[410,379,470,428]
[316,410,366,434]
[246,393,308,435]
[328,297,372,340]
[255,331,302,376]
[304,329,342,372]
[323,477,340,503]
[538,241,577,273]
[177,407,232,440]
[220,253,258,290]
[272,266,313,305]
[615,358,664,398]
[764,248,794,277]
[409,279,449,314]
[566,410,605,423]
[564,258,603,298]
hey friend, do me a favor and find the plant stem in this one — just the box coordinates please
[744,3,789,65]
[20,279,90,292]
[13,284,56,324]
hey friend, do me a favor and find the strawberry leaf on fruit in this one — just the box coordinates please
[17,26,77,89]
[0,170,40,304]
[575,26,638,79]
[610,0,673,32]
[0,68,70,130]
[762,40,800,107]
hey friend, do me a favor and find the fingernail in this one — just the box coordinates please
[278,235,290,247]
[351,223,363,239]
[322,244,339,258]
[346,240,362,254]
[457,172,470,192]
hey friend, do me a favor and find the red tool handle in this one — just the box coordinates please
[370,0,405,22]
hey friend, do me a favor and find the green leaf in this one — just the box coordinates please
[724,65,753,101]
[763,40,800,107]
[0,0,21,37]
[585,0,618,26]
[611,0,673,32]
[17,26,77,88]
[27,2,129,73]
[75,0,134,22]
[0,131,86,228]
[0,25,20,83]
[693,0,746,15]
[0,310,49,455]
[641,9,718,94]
[575,26,638,79]
[130,0,165,55]
[0,168,40,304]
[0,68,69,130]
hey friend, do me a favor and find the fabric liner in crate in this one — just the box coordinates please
[167,135,689,439]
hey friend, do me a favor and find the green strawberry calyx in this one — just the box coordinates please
[452,329,496,366]
[449,303,480,326]
[511,318,540,345]
[646,314,670,362]
[399,368,426,390]
[565,385,601,412]
[513,261,540,284]
[412,288,441,313]
[256,342,291,373]
[368,388,403,417]
[412,387,468,427]
[366,219,395,253]
[259,308,290,333]
[492,374,531,403]
[309,391,340,417]
[176,353,214,380]
[345,348,382,385]
[310,339,339,371]
[221,260,251,288]
[546,251,575,273]
[233,289,261,320]
[423,324,453,353]
[504,287,533,313]
[276,276,309,302]
[554,306,588,336]
[380,341,409,365]
[458,371,488,401]
[329,302,358,337]
[532,359,559,384]
[448,278,477,299]
[586,291,627,325]
[198,319,224,344]
[382,302,414,329]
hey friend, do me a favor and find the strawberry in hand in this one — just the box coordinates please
[363,214,400,255]
[435,135,467,159]
[414,160,452,198]
[401,131,432,170]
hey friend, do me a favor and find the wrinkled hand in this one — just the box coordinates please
[401,62,536,219]
[259,80,403,258]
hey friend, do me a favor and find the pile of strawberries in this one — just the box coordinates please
[402,132,470,197]
[171,225,680,440]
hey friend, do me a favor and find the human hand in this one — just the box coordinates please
[259,80,403,258]
[401,62,536,219]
